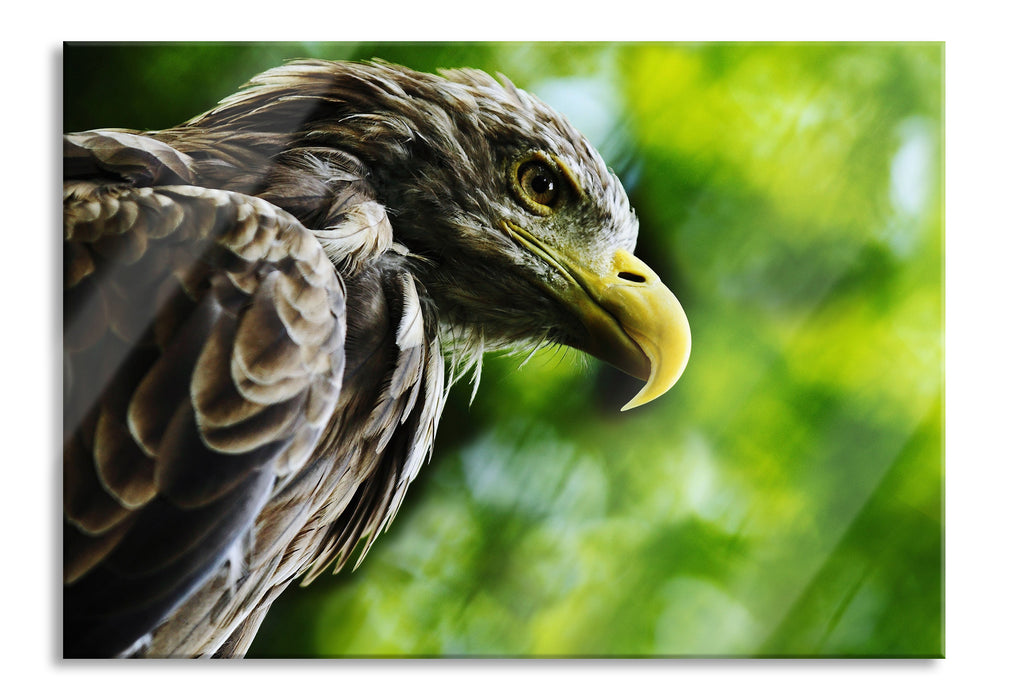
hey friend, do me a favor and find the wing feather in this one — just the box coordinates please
[63,133,348,657]
[63,127,446,658]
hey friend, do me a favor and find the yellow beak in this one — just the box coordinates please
[503,222,691,410]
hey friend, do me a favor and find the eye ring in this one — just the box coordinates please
[510,153,565,215]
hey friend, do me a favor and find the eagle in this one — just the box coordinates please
[62,59,691,658]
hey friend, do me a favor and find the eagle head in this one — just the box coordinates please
[178,60,691,409]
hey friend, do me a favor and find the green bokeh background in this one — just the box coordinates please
[63,42,944,657]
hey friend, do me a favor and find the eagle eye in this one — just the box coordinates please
[511,153,565,215]
[519,162,557,204]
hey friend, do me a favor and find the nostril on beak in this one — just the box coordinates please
[617,271,647,283]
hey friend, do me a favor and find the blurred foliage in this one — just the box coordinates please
[63,42,943,657]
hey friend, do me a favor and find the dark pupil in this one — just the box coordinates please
[530,174,553,195]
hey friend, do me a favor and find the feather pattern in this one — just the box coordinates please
[63,128,441,657]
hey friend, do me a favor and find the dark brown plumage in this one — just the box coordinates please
[63,59,690,657]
